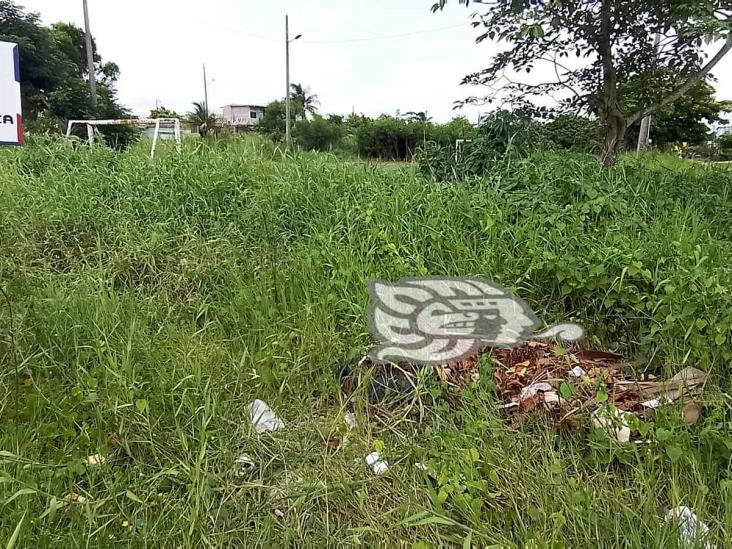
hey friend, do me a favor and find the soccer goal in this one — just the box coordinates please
[65,118,182,158]
[454,138,473,162]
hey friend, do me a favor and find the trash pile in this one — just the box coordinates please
[434,353,481,389]
[488,340,707,436]
[341,340,708,441]
[232,345,712,536]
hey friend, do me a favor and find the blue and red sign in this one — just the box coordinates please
[0,41,23,146]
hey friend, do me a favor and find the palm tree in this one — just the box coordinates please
[186,101,217,137]
[290,83,320,120]
[403,111,433,123]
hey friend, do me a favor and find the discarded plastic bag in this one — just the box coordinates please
[520,383,554,401]
[592,406,633,443]
[234,454,256,476]
[665,506,713,549]
[570,365,586,378]
[344,411,357,429]
[247,399,285,433]
[365,452,389,475]
[340,358,417,406]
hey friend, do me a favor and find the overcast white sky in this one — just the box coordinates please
[15,0,732,122]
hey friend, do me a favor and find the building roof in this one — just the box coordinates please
[224,104,266,109]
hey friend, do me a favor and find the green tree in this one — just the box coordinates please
[622,77,730,146]
[257,100,287,141]
[0,0,61,117]
[0,1,129,126]
[150,106,181,119]
[403,111,432,122]
[294,114,343,151]
[543,115,601,152]
[186,101,216,137]
[290,83,319,120]
[434,0,732,166]
[719,132,732,150]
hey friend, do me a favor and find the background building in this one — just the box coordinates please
[221,104,265,133]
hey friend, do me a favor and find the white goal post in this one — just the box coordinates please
[454,138,473,162]
[65,118,182,158]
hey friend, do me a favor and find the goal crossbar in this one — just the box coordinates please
[66,118,182,158]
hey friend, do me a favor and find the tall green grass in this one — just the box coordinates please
[1,137,731,546]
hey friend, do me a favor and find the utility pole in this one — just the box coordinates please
[636,113,652,152]
[637,33,662,152]
[82,0,97,109]
[284,15,302,152]
[203,63,209,118]
[285,15,292,151]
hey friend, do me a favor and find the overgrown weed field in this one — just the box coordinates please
[1,137,732,547]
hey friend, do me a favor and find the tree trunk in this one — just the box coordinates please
[601,104,627,167]
[598,0,625,167]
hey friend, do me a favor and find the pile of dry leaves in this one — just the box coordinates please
[345,341,707,438]
[438,340,707,428]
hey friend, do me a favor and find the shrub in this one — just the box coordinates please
[477,109,545,155]
[354,116,477,161]
[719,132,732,151]
[24,110,64,135]
[256,100,287,142]
[417,111,543,181]
[294,115,344,151]
[415,141,458,180]
[355,116,425,160]
[543,114,601,152]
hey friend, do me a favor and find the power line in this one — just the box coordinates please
[197,20,469,44]
[302,23,468,44]
[198,20,279,41]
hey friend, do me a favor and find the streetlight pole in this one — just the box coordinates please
[82,0,97,109]
[285,15,302,152]
[203,63,209,118]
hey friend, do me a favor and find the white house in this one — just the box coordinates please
[221,104,266,133]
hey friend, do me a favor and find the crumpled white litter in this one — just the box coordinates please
[592,406,634,443]
[365,452,389,475]
[520,383,554,400]
[247,399,285,433]
[665,506,713,549]
[570,366,586,378]
[344,411,357,429]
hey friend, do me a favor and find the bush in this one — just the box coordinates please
[478,109,545,155]
[430,116,479,147]
[415,141,459,180]
[543,114,601,153]
[294,115,343,151]
[417,110,544,181]
[256,100,287,142]
[685,134,732,161]
[353,116,477,161]
[416,137,501,181]
[719,132,732,151]
[355,116,427,160]
[24,110,64,135]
